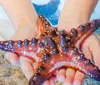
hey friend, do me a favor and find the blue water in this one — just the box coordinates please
[33,0,60,25]
[33,0,100,32]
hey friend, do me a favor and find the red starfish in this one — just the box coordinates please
[0,15,100,85]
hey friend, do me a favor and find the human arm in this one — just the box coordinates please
[0,0,38,33]
[58,0,98,32]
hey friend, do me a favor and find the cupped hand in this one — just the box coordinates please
[4,27,56,85]
[56,33,100,85]
[4,27,37,80]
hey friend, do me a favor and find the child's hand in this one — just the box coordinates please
[4,27,37,80]
[56,34,100,85]
[4,27,56,85]
[56,0,100,83]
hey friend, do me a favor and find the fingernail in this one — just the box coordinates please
[73,81,81,85]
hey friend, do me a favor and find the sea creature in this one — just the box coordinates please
[0,15,100,85]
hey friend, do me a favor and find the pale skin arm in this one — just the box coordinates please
[58,0,98,31]
[0,0,39,39]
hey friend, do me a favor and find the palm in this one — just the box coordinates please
[5,27,38,80]
[56,34,100,85]
[81,34,100,67]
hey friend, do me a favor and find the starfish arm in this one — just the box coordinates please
[66,49,100,81]
[70,19,100,44]
[28,59,53,85]
[28,47,100,85]
[0,38,39,61]
[37,15,51,35]
[28,45,58,85]
[47,47,100,81]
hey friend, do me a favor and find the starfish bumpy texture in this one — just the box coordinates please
[0,15,100,85]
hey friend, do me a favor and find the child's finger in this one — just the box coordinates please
[19,56,34,80]
[57,68,66,82]
[73,71,84,85]
[63,68,76,85]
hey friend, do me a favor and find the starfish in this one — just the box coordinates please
[0,15,100,85]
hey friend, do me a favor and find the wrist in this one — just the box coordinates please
[13,15,38,36]
[13,15,37,29]
[12,15,38,40]
[58,0,97,32]
[12,26,38,40]
[58,14,90,32]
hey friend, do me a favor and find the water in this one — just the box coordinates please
[32,0,64,25]
[32,0,100,32]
